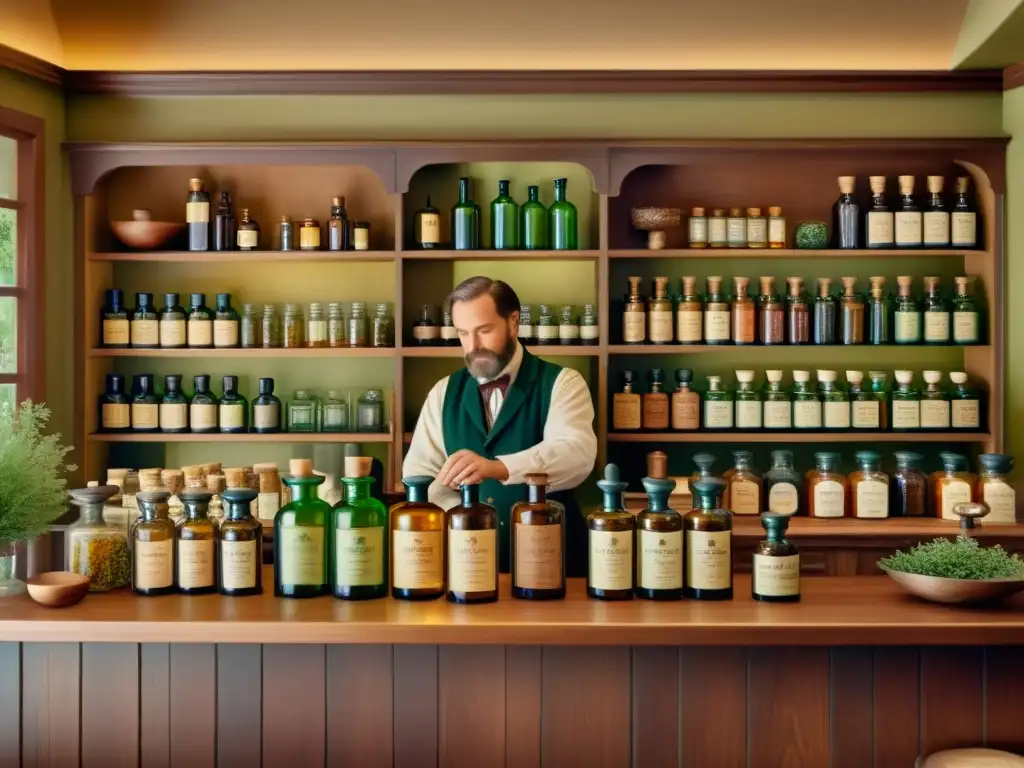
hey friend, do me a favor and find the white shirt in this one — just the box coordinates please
[403,342,597,511]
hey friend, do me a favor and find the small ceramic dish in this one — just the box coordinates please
[26,571,91,608]
[111,209,184,250]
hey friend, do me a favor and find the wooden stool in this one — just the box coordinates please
[918,748,1024,767]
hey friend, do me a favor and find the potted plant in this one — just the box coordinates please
[0,401,75,596]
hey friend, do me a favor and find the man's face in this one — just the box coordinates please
[451,294,518,379]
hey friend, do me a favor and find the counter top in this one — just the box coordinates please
[2,569,1023,645]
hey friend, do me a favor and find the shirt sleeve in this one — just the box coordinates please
[401,376,461,511]
[496,368,597,491]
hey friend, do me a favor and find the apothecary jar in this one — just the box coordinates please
[66,484,131,591]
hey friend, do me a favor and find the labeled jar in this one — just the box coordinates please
[768,206,786,248]
[746,208,767,248]
[726,208,746,247]
[300,218,321,251]
[688,207,708,248]
[353,221,371,251]
[307,302,328,348]
[279,215,294,251]
[348,302,369,347]
[327,302,346,348]
[708,208,727,248]
[282,303,304,348]
[373,303,395,348]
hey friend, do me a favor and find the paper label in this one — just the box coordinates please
[130,319,159,346]
[300,227,320,249]
[704,401,733,429]
[559,324,580,341]
[892,401,921,429]
[535,325,559,341]
[257,492,280,525]
[730,480,760,515]
[793,401,822,429]
[134,539,173,589]
[186,201,210,223]
[708,218,727,244]
[920,400,950,429]
[160,402,188,430]
[221,540,258,590]
[895,311,921,343]
[335,526,384,587]
[852,400,879,429]
[514,523,563,590]
[686,530,731,590]
[392,530,444,590]
[214,319,239,347]
[924,312,950,342]
[322,405,346,430]
[894,211,922,245]
[637,529,682,590]
[704,310,730,341]
[951,212,976,246]
[237,229,259,249]
[623,313,645,343]
[676,310,702,343]
[671,393,699,430]
[763,401,792,429]
[768,218,785,245]
[982,482,1016,524]
[412,325,441,341]
[813,480,845,517]
[951,400,980,429]
[132,403,159,429]
[923,211,950,244]
[643,395,668,429]
[103,318,130,346]
[824,401,851,429]
[953,312,978,343]
[649,311,674,343]
[613,395,641,430]
[191,403,217,430]
[867,211,894,245]
[440,325,460,341]
[353,228,369,251]
[855,479,888,518]
[768,483,799,515]
[188,318,213,346]
[746,218,767,244]
[753,554,800,597]
[688,217,708,243]
[160,319,186,346]
[589,529,633,591]
[177,539,215,588]
[102,403,130,429]
[419,213,441,244]
[278,526,325,585]
[220,403,245,429]
[726,218,746,245]
[940,480,973,521]
[735,401,762,429]
[253,403,279,429]
[448,528,497,594]
[580,325,599,340]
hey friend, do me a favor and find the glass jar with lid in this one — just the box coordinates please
[300,218,321,251]
[535,304,558,346]
[240,303,258,348]
[348,302,369,347]
[307,302,328,348]
[356,389,386,433]
[373,303,395,348]
[327,302,346,348]
[261,304,280,348]
[66,485,131,591]
[282,303,304,348]
[320,390,349,433]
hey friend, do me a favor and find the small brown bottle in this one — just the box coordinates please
[623,276,646,345]
[732,277,756,345]
[676,276,703,344]
[642,369,670,430]
[236,208,260,251]
[511,473,566,600]
[840,276,865,345]
[671,368,700,430]
[648,276,674,344]
[446,483,498,604]
[613,370,642,431]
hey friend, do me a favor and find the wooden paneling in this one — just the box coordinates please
[21,643,79,768]
[262,644,327,768]
[680,647,746,768]
[216,644,262,768]
[326,644,394,768]
[541,646,631,768]
[81,643,139,768]
[393,644,439,768]
[439,646,505,768]
[984,647,1024,754]
[874,647,920,767]
[170,644,216,767]
[920,648,984,757]
[140,644,170,768]
[830,647,874,768]
[505,646,542,768]
[0,643,20,768]
[632,646,679,768]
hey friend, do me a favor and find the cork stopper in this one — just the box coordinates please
[869,276,885,298]
[646,451,668,480]
[289,458,313,478]
[897,276,913,296]
[681,276,696,295]
[894,370,914,385]
[525,472,550,487]
[898,175,915,195]
[138,472,164,492]
[759,276,775,295]
[224,467,248,489]
[736,370,755,384]
[927,176,944,194]
[768,206,782,217]
[846,370,864,385]
[733,276,750,296]
[746,207,762,217]
[161,469,183,496]
[711,208,725,217]
[817,277,832,297]
[766,369,783,383]
[786,276,803,296]
[207,474,226,494]
[869,176,886,195]
[303,218,318,227]
[253,462,277,474]
[923,276,940,293]
[793,370,810,383]
[954,276,971,295]
[841,276,857,296]
[182,465,205,489]
[107,468,129,482]
[817,370,837,383]
[838,176,855,194]
[950,371,968,385]
[281,215,291,223]
[344,456,373,478]
[203,463,222,476]
[653,276,669,298]
[87,480,99,488]
[189,178,203,191]
[923,370,942,385]
[707,276,723,292]
[956,177,970,194]
[627,276,642,298]
[691,206,705,217]
[240,207,251,220]
[258,468,281,493]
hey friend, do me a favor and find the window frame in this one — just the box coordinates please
[0,106,45,405]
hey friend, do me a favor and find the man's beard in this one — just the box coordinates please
[465,336,516,380]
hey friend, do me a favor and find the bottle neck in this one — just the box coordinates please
[647,492,669,513]
[554,184,566,202]
[460,484,479,507]
[458,180,470,204]
[405,483,429,504]
[285,477,322,502]
[183,502,209,520]
[343,477,372,503]
[528,188,539,202]
[527,484,546,504]
[78,505,104,524]
[224,501,251,519]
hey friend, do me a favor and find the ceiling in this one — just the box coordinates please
[1,0,1023,71]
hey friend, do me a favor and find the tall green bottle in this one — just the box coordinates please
[452,177,481,250]
[550,177,578,250]
[331,463,388,600]
[521,185,548,249]
[490,179,519,249]
[274,459,330,598]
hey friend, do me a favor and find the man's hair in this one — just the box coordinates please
[446,276,520,320]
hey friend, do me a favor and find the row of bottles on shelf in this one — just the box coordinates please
[620,274,982,346]
[612,368,982,432]
[412,177,579,250]
[98,373,387,434]
[186,182,372,252]
[409,303,601,346]
[101,290,395,349]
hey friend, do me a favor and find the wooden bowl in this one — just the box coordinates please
[630,207,682,250]
[110,211,184,250]
[26,571,91,608]
[881,565,1024,605]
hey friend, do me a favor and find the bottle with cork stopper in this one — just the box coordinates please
[734,370,762,430]
[952,276,981,345]
[390,476,446,601]
[819,370,850,430]
[791,370,822,430]
[834,175,859,248]
[635,451,683,601]
[236,208,260,251]
[894,276,922,344]
[758,276,784,345]
[920,370,951,430]
[332,456,388,601]
[924,176,950,246]
[622,276,646,344]
[839,276,864,345]
[745,207,767,248]
[866,176,894,248]
[891,370,921,430]
[219,484,263,597]
[648,276,674,344]
[768,206,786,248]
[446,482,498,604]
[688,207,708,248]
[708,208,727,247]
[867,276,889,345]
[676,276,703,344]
[951,177,977,248]
[186,178,210,251]
[274,458,330,598]
[704,276,730,345]
[785,277,809,345]
[813,278,836,345]
[763,370,792,429]
[731,277,755,344]
[253,462,282,527]
[895,175,922,248]
[726,208,746,247]
[587,464,635,601]
[328,196,349,251]
[847,370,880,430]
[510,472,566,600]
[642,369,669,431]
[922,276,951,344]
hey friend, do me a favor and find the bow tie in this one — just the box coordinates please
[478,375,511,401]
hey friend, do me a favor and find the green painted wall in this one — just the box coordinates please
[1003,87,1023,461]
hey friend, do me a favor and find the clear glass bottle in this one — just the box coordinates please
[819,369,849,430]
[867,276,889,345]
[891,370,920,431]
[490,179,519,250]
[240,303,258,348]
[950,372,982,430]
[935,452,976,521]
[251,377,282,434]
[390,476,446,600]
[99,372,131,433]
[731,276,756,345]
[511,472,566,600]
[348,302,369,347]
[786,277,810,345]
[708,208,728,248]
[704,276,731,345]
[952,276,981,345]
[676,275,703,344]
[752,513,800,602]
[327,302,346,348]
[791,370,821,430]
[870,370,890,430]
[306,302,328,348]
[535,304,558,346]
[807,452,846,519]
[922,276,951,345]
[648,276,674,344]
[261,304,280,349]
[357,389,385,432]
[684,478,732,600]
[635,471,683,601]
[218,487,263,596]
[373,303,395,348]
[951,177,977,248]
[688,207,708,248]
[579,304,599,346]
[623,276,646,344]
[67,485,130,592]
[275,459,330,598]
[726,207,746,247]
[187,292,213,348]
[847,370,879,430]
[813,278,836,345]
[176,489,217,594]
[131,373,160,433]
[977,454,1016,524]
[213,292,240,348]
[920,370,950,430]
[549,177,578,250]
[452,177,481,250]
[727,451,762,516]
[328,196,349,251]
[834,175,860,248]
[671,368,699,430]
[521,186,548,250]
[320,390,349,433]
[746,207,767,248]
[894,175,922,248]
[612,370,642,431]
[131,490,176,596]
[768,206,786,248]
[703,375,734,430]
[219,375,248,433]
[288,390,317,433]
[891,451,927,517]
[101,288,130,348]
[282,303,304,348]
[160,374,189,433]
[763,369,792,430]
[158,292,186,349]
[849,451,888,519]
[518,304,534,344]
[559,305,580,346]
[236,208,260,251]
[866,175,894,248]
[734,370,762,430]
[758,276,784,345]
[440,310,459,347]
[447,483,499,603]
[924,176,950,247]
[588,464,635,601]
[332,471,388,600]
[764,450,801,516]
[894,276,922,344]
[642,369,669,431]
[279,215,294,251]
[840,276,865,345]
[189,374,218,433]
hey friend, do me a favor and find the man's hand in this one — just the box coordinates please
[439,449,509,489]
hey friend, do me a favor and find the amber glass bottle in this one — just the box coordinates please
[671,368,700,430]
[642,369,670,431]
[891,451,927,517]
[132,490,177,596]
[704,276,731,345]
[726,451,763,516]
[977,454,1016,524]
[731,276,756,345]
[752,514,800,603]
[447,483,498,604]
[390,476,445,600]
[684,477,732,600]
[849,451,889,519]
[635,470,683,601]
[218,488,263,596]
[676,276,703,344]
[935,452,976,521]
[807,452,847,519]
[648,276,674,344]
[840,276,865,345]
[758,276,784,345]
[588,464,634,601]
[623,276,646,345]
[511,473,566,600]
[612,370,642,431]
[176,489,217,594]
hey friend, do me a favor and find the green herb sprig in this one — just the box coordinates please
[880,536,1024,580]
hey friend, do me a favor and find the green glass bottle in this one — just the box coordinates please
[252,377,282,433]
[703,375,734,430]
[818,369,849,430]
[764,450,801,516]
[635,474,683,601]
[549,177,578,250]
[490,179,519,250]
[869,371,890,430]
[949,371,982,430]
[734,370,762,430]
[218,487,263,596]
[952,276,981,345]
[763,370,792,430]
[160,374,189,434]
[922,276,951,345]
[752,514,800,603]
[684,477,732,601]
[587,464,634,601]
[847,370,880,430]
[891,370,920,431]
[920,370,950,430]
[190,374,218,434]
[452,177,480,250]
[790,370,821,430]
[331,470,388,600]
[521,185,548,249]
[218,375,248,434]
[275,460,330,598]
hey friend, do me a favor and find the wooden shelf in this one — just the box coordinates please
[401,345,600,358]
[607,248,981,259]
[90,250,396,263]
[90,347,396,358]
[608,344,985,355]
[608,431,991,443]
[88,432,393,443]
[400,249,601,260]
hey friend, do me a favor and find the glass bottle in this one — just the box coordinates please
[704,276,731,345]
[763,369,792,430]
[951,177,977,248]
[785,277,809,345]
[579,304,599,346]
[186,178,210,251]
[252,377,282,433]
[642,369,669,431]
[709,208,727,248]
[175,489,216,594]
[261,304,280,349]
[190,374,218,433]
[935,452,976,521]
[452,177,481,250]
[99,372,131,433]
[924,176,950,247]
[275,459,330,598]
[648,276,674,344]
[813,278,836,344]
[728,451,763,516]
[535,304,558,346]
[319,390,349,433]
[895,175,922,248]
[373,303,395,348]
[849,451,888,519]
[847,370,879,430]
[834,175,860,248]
[746,207,767,248]
[549,177,578,250]
[870,371,890,430]
[635,472,683,601]
[446,483,498,603]
[558,305,579,346]
[840,276,865,345]
[588,464,634,601]
[521,186,548,250]
[703,375,734,430]
[952,276,981,345]
[758,276,784,345]
[390,476,445,600]
[866,175,894,248]
[691,453,719,486]
[350,219,369,252]
[356,389,385,432]
[218,375,248,433]
[511,472,566,600]
[218,487,263,596]
[239,303,257,348]
[734,370,762,430]
[131,292,159,349]
[279,215,294,251]
[612,370,642,431]
[688,206,708,248]
[922,276,951,345]
[213,292,240,348]
[214,191,236,251]
[327,302,346,348]
[676,276,703,344]
[623,276,646,344]
[328,196,349,251]
[414,195,441,249]
[411,304,438,346]
[187,293,213,348]
[306,302,328,348]
[490,179,519,250]
[236,208,260,251]
[894,275,921,344]
[807,452,847,519]
[731,276,756,345]
[67,485,130,591]
[348,302,369,347]
[891,370,920,431]
[791,370,821,430]
[977,454,1016,524]
[891,451,927,517]
[332,470,388,600]
[867,276,889,345]
[819,370,849,430]
[768,206,786,248]
[920,370,950,430]
[671,368,699,430]
[132,490,176,595]
[101,288,130,348]
[752,514,800,602]
[518,304,534,344]
[287,390,317,433]
[282,303,304,348]
[765,450,801,516]
[950,372,982,430]
[685,478,732,600]
[131,373,160,433]
[158,293,186,349]
[160,374,189,433]
[726,207,746,248]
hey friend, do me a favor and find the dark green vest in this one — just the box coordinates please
[442,347,587,576]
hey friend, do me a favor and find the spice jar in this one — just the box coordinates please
[758,276,784,345]
[328,302,346,348]
[840,276,865,345]
[282,303,304,348]
[726,208,747,247]
[132,490,176,596]
[768,206,786,248]
[353,221,371,251]
[348,301,369,347]
[237,208,260,251]
[67,485,131,592]
[300,218,321,251]
[785,277,809,344]
[356,389,386,433]
[373,303,395,348]
[688,207,708,248]
[261,304,280,348]
[731,276,755,345]
[746,208,767,248]
[891,451,927,517]
[240,304,258,348]
[708,208,727,248]
[279,216,294,251]
[307,302,328,348]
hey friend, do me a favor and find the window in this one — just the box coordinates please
[0,107,44,412]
